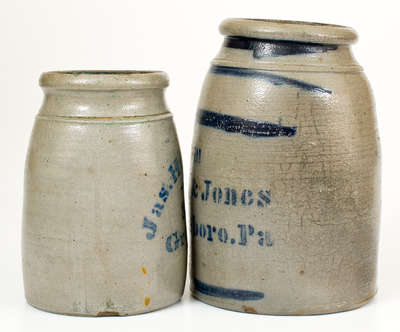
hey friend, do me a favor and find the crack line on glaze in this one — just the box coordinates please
[198,109,297,138]
[193,278,264,301]
[211,65,332,94]
[225,36,338,59]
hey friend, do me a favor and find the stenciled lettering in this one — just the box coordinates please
[192,217,274,249]
[192,179,271,208]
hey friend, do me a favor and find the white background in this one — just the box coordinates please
[1,0,399,331]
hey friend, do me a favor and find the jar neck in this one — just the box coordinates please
[213,36,362,72]
[39,88,169,118]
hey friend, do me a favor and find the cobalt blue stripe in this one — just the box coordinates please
[198,109,296,138]
[224,36,338,59]
[193,278,264,301]
[211,65,332,94]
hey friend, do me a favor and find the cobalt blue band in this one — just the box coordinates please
[193,278,264,301]
[211,65,332,94]
[198,109,297,138]
[224,36,337,59]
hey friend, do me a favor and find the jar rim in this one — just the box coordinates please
[220,18,358,45]
[40,70,169,90]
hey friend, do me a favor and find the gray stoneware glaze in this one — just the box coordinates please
[23,71,187,316]
[190,19,380,315]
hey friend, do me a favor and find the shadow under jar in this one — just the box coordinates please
[23,71,187,316]
[190,19,380,315]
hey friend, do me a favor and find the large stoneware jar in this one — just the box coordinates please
[23,71,187,316]
[190,19,380,315]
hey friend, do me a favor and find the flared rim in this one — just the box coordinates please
[40,70,169,90]
[220,18,358,44]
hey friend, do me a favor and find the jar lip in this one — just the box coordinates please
[40,70,169,90]
[220,18,358,45]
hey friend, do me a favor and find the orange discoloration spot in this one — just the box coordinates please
[242,305,257,314]
[144,296,151,306]
[142,266,147,275]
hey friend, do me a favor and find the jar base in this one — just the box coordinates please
[191,289,377,315]
[26,297,182,317]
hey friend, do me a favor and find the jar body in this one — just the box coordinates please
[190,23,380,315]
[23,72,187,316]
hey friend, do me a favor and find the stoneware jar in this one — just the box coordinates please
[190,19,380,315]
[23,71,187,316]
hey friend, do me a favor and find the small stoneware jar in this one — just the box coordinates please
[190,19,380,315]
[23,71,187,316]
